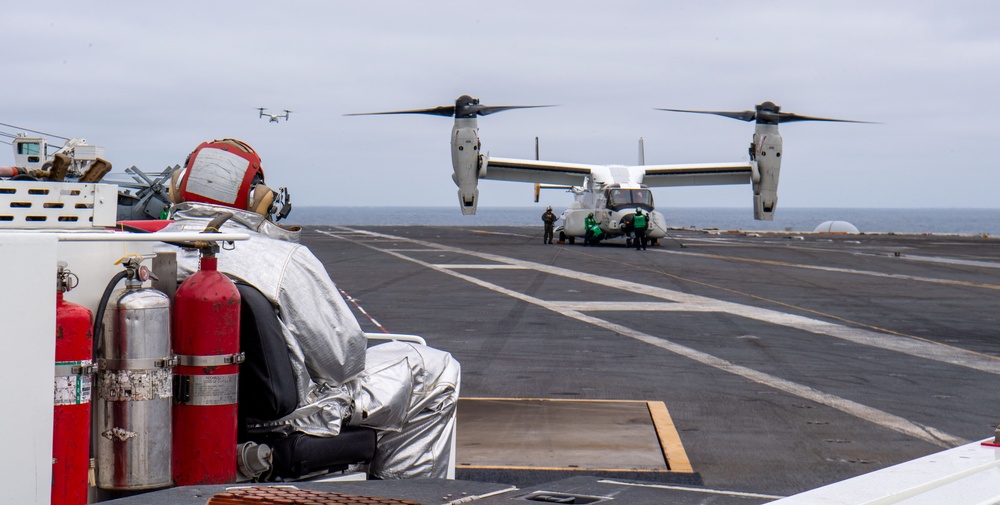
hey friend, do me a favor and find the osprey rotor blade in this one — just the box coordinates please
[769,112,876,124]
[344,105,457,117]
[347,95,554,118]
[655,108,758,122]
[474,104,555,116]
[657,102,875,125]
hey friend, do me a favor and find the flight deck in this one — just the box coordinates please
[300,226,1000,498]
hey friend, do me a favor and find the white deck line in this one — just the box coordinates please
[320,229,972,447]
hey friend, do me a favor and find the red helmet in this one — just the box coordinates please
[171,139,275,215]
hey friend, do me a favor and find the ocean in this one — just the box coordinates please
[290,207,1000,236]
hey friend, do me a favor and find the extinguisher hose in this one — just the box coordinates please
[92,270,128,355]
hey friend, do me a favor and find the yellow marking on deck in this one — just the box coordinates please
[456,398,695,474]
[647,401,693,473]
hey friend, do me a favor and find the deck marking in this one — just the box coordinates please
[660,250,1000,291]
[589,248,1000,364]
[324,228,1000,375]
[598,480,784,500]
[647,401,693,472]
[471,229,535,238]
[457,398,682,472]
[318,228,971,447]
[384,248,451,253]
[442,486,518,505]
[683,236,1000,269]
[900,254,1000,269]
[339,289,389,333]
[433,264,528,270]
[547,301,697,312]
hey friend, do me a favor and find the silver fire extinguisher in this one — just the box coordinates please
[93,256,175,490]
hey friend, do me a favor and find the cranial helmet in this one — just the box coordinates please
[546,206,552,211]
[171,138,278,217]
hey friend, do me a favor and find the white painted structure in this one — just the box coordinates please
[0,180,247,504]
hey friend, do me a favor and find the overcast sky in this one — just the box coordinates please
[3,1,998,211]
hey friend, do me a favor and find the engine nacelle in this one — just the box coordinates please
[645,210,667,239]
[752,129,782,221]
[451,120,481,215]
[561,209,590,236]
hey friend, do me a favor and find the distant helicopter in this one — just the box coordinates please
[257,107,292,123]
[348,95,870,245]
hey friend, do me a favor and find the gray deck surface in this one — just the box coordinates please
[457,398,669,470]
[304,226,1000,497]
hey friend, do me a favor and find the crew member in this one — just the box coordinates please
[633,209,648,250]
[541,206,557,244]
[620,213,635,247]
[159,139,460,479]
[584,212,602,246]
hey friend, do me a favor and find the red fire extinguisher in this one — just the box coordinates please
[172,233,243,485]
[53,263,95,505]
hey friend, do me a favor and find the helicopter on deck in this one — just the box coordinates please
[349,95,870,245]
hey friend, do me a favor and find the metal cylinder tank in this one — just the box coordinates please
[94,269,174,490]
[53,264,94,505]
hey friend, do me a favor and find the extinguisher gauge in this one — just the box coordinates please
[138,265,151,282]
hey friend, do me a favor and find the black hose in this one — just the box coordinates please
[92,271,127,357]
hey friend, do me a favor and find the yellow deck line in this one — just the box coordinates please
[457,397,696,474]
[461,397,648,404]
[647,401,693,473]
[457,465,674,473]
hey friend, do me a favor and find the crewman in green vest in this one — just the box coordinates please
[633,209,648,250]
[584,212,602,246]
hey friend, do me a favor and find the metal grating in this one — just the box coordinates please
[0,180,117,228]
[206,485,425,505]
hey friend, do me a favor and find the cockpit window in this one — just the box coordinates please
[606,188,654,210]
[631,190,651,206]
[608,189,629,207]
[17,142,41,156]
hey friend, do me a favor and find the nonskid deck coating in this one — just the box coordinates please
[305,226,1000,496]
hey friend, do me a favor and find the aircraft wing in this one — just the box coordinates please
[640,162,754,187]
[483,157,594,186]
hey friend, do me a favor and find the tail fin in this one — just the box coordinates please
[638,137,645,166]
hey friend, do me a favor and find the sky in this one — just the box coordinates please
[2,1,998,211]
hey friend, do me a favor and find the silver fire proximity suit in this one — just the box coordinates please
[157,202,460,478]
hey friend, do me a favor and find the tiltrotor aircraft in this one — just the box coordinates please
[257,107,292,123]
[348,95,868,244]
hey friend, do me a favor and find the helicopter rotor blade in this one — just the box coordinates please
[769,112,876,124]
[655,108,758,122]
[347,95,555,118]
[475,105,554,116]
[656,104,875,124]
[344,106,457,117]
